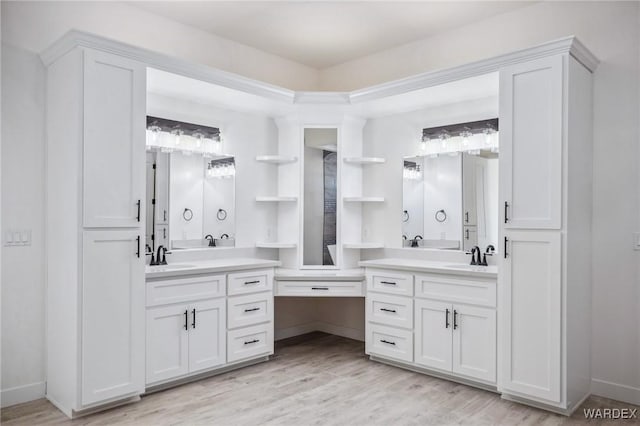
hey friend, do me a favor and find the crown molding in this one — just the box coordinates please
[40,30,296,104]
[40,31,599,110]
[348,36,599,104]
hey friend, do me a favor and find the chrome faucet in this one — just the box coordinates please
[204,234,215,247]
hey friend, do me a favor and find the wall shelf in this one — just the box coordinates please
[255,242,297,249]
[256,196,298,202]
[343,242,384,249]
[343,196,385,203]
[343,157,386,164]
[256,155,298,164]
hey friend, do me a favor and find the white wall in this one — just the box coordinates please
[1,44,46,407]
[353,1,640,405]
[1,1,319,91]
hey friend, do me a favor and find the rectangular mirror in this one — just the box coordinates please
[303,128,338,267]
[402,120,499,252]
[146,151,236,251]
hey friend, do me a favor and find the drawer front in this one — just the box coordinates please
[228,269,273,296]
[367,269,414,296]
[367,323,413,363]
[147,275,226,307]
[415,274,496,308]
[367,293,413,329]
[227,323,273,363]
[275,280,364,297]
[228,293,273,329]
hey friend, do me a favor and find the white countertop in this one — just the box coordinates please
[359,258,497,278]
[146,258,281,280]
[275,268,365,281]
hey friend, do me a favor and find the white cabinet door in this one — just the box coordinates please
[414,299,452,372]
[500,231,561,403]
[82,230,145,405]
[452,304,496,383]
[83,49,146,228]
[188,299,226,373]
[500,55,563,230]
[146,304,189,384]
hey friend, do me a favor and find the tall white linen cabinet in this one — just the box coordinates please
[45,46,146,416]
[498,52,595,413]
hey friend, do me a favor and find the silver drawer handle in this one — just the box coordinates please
[380,281,396,285]
[244,339,260,345]
[311,287,329,290]
[244,307,260,313]
[244,280,260,285]
[380,339,396,346]
[380,308,396,313]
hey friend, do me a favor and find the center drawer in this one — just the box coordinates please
[228,292,273,329]
[275,280,364,297]
[227,323,274,363]
[367,293,413,329]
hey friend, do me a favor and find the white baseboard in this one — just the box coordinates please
[1,382,46,408]
[591,378,640,406]
[275,321,364,342]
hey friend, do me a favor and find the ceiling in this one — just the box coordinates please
[130,1,535,69]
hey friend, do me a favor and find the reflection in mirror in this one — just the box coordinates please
[403,119,499,252]
[145,118,235,251]
[303,128,338,267]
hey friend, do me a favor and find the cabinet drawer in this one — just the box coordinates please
[415,274,496,308]
[275,280,364,297]
[367,293,413,329]
[367,324,413,363]
[227,323,273,363]
[367,269,414,296]
[228,293,273,329]
[147,275,226,307]
[228,269,273,296]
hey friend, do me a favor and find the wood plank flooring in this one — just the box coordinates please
[2,333,638,425]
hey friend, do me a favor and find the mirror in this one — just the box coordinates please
[303,128,338,267]
[402,151,498,251]
[146,150,236,251]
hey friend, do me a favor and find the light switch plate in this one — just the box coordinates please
[4,229,31,246]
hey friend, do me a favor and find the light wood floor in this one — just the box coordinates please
[2,333,638,425]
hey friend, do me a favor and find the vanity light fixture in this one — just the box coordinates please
[146,116,223,158]
[207,158,235,179]
[420,118,499,157]
[403,161,422,180]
